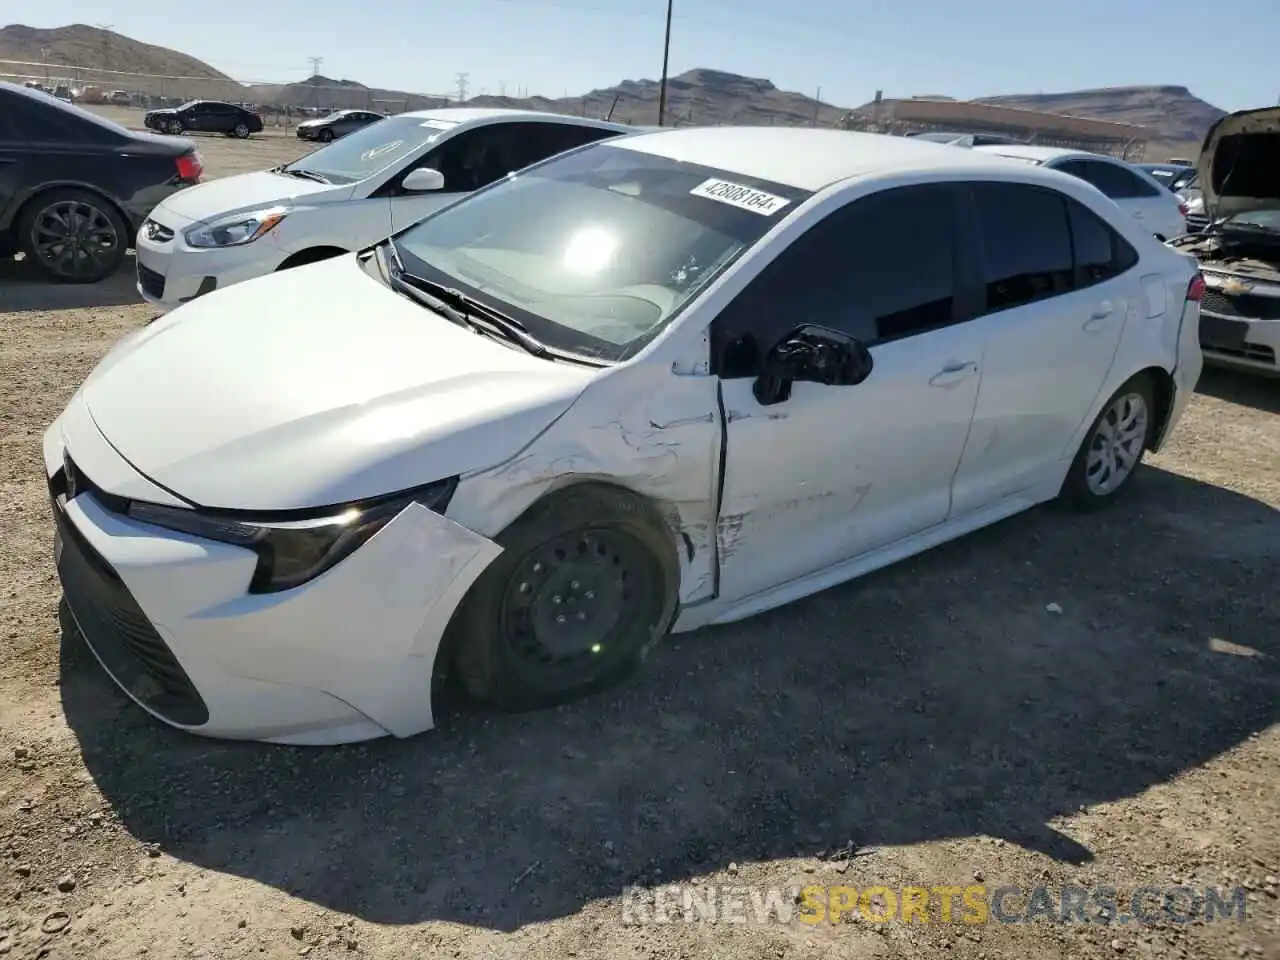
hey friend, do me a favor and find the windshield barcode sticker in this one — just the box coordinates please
[689,178,791,216]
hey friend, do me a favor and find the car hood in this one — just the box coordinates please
[79,255,595,511]
[1195,106,1280,220]
[150,169,351,226]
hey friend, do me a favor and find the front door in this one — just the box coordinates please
[709,183,984,602]
[948,181,1136,515]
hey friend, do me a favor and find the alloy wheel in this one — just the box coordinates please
[1085,391,1148,496]
[29,200,121,280]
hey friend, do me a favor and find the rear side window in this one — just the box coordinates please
[3,94,83,143]
[1062,159,1158,199]
[972,182,1074,311]
[1068,199,1139,287]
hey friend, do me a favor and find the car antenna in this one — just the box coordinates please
[606,93,621,122]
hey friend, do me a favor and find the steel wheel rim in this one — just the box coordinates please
[1085,392,1148,495]
[500,528,657,687]
[30,200,119,279]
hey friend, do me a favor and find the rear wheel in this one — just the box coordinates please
[1059,374,1155,510]
[19,188,128,284]
[233,122,250,139]
[451,485,680,712]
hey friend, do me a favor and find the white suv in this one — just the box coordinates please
[135,108,632,310]
[972,144,1188,241]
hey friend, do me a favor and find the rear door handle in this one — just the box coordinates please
[928,360,979,388]
[1083,302,1116,331]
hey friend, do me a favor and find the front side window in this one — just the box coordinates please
[711,183,960,376]
[393,142,810,362]
[284,115,455,185]
[973,182,1074,311]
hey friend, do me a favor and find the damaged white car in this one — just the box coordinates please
[1169,106,1280,376]
[46,127,1204,745]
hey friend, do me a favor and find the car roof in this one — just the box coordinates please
[969,143,1101,164]
[398,107,630,131]
[602,126,1046,191]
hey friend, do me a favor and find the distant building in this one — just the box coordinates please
[842,96,1153,160]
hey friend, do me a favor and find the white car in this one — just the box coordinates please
[971,145,1189,241]
[134,108,633,310]
[48,127,1204,745]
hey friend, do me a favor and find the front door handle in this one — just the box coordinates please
[928,360,979,388]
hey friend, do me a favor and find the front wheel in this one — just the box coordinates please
[167,119,183,135]
[451,485,680,712]
[318,128,334,142]
[1059,375,1155,510]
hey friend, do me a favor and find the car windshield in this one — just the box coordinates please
[285,115,455,185]
[393,142,811,363]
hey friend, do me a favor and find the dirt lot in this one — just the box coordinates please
[1,132,1278,960]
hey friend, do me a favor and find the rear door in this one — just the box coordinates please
[949,181,1139,515]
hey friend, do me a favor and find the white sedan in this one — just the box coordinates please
[134,108,632,310]
[971,144,1189,241]
[47,127,1204,744]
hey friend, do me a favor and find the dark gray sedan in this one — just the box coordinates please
[295,110,386,142]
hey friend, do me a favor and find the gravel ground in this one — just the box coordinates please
[0,133,1278,960]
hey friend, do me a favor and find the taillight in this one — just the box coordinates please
[1178,202,1190,218]
[1186,273,1205,302]
[175,152,203,182]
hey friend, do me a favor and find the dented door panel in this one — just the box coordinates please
[713,325,982,605]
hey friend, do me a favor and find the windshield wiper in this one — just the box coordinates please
[274,166,330,184]
[384,240,550,357]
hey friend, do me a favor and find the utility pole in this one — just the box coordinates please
[657,0,673,126]
[812,86,822,126]
[307,57,323,108]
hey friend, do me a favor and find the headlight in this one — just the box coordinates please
[184,208,288,249]
[126,478,458,594]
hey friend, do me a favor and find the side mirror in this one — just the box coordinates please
[752,324,874,407]
[401,167,446,193]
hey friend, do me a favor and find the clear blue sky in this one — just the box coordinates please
[17,0,1279,111]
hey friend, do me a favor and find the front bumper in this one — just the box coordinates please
[44,414,502,744]
[134,219,280,311]
[1198,277,1280,376]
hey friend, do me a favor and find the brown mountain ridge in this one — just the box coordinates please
[0,24,1228,149]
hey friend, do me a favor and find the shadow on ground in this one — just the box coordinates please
[0,255,143,313]
[1195,364,1280,414]
[62,466,1279,930]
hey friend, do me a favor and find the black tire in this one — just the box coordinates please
[234,123,250,139]
[1059,373,1155,511]
[451,484,680,712]
[166,119,183,135]
[318,128,334,142]
[18,188,128,284]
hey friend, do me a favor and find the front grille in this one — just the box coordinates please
[1201,289,1280,321]
[51,474,208,727]
[137,261,165,299]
